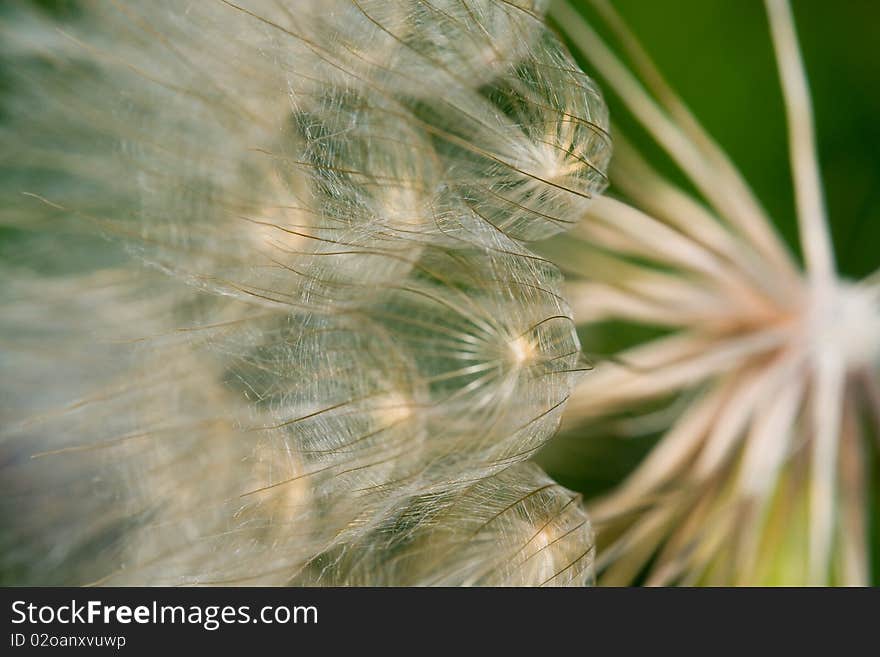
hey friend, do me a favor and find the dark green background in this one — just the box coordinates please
[558,0,879,280]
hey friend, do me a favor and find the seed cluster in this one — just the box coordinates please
[0,1,610,585]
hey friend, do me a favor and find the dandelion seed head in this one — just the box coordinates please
[294,463,593,586]
[426,32,611,242]
[0,0,608,586]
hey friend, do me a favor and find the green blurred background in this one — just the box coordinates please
[560,0,879,281]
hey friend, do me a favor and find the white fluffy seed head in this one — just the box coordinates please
[425,30,611,241]
[293,463,594,586]
[0,0,605,585]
